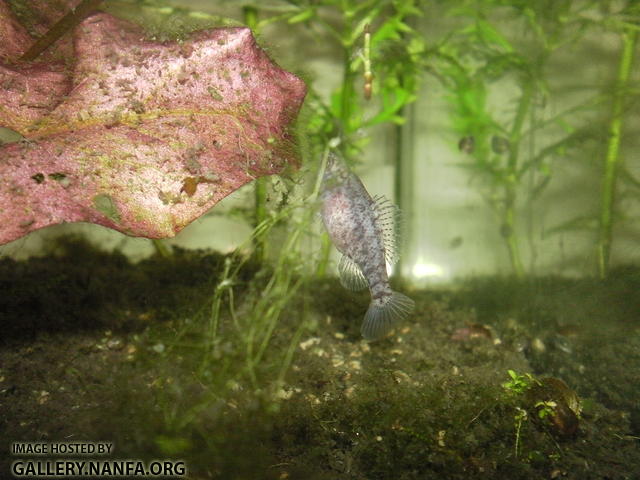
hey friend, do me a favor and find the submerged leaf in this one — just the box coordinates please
[0,12,306,245]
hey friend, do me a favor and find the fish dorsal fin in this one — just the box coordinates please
[372,195,402,265]
[338,255,369,291]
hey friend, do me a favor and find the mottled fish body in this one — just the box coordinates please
[320,153,414,341]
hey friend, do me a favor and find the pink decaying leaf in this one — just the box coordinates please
[0,0,72,131]
[0,0,33,60]
[0,62,70,132]
[0,11,306,245]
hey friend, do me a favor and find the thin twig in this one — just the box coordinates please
[20,0,104,62]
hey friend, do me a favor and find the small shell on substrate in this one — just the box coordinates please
[526,377,581,437]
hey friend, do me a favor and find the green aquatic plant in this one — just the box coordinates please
[269,0,425,275]
[433,5,534,276]
[186,0,426,272]
[434,0,638,276]
[534,400,558,420]
[502,369,538,395]
[511,406,529,458]
[195,204,312,389]
[502,370,582,458]
[502,370,539,457]
[597,25,638,278]
[243,5,269,264]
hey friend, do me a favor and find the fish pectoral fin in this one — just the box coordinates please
[338,255,369,291]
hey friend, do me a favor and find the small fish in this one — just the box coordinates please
[320,153,414,341]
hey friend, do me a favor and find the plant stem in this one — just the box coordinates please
[393,121,404,278]
[313,149,332,277]
[315,234,332,277]
[20,0,104,62]
[245,216,305,386]
[317,42,356,277]
[254,180,268,262]
[339,49,357,132]
[243,6,268,264]
[200,257,233,373]
[503,78,533,278]
[597,27,637,278]
[393,13,416,282]
[151,239,171,257]
[394,105,415,280]
[503,197,524,277]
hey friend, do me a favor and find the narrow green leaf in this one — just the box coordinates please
[288,8,314,24]
[476,20,514,52]
[545,215,598,236]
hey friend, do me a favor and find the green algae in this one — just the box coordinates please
[93,193,121,223]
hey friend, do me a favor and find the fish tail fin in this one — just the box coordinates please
[361,291,414,341]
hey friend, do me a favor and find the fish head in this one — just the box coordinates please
[322,153,350,190]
